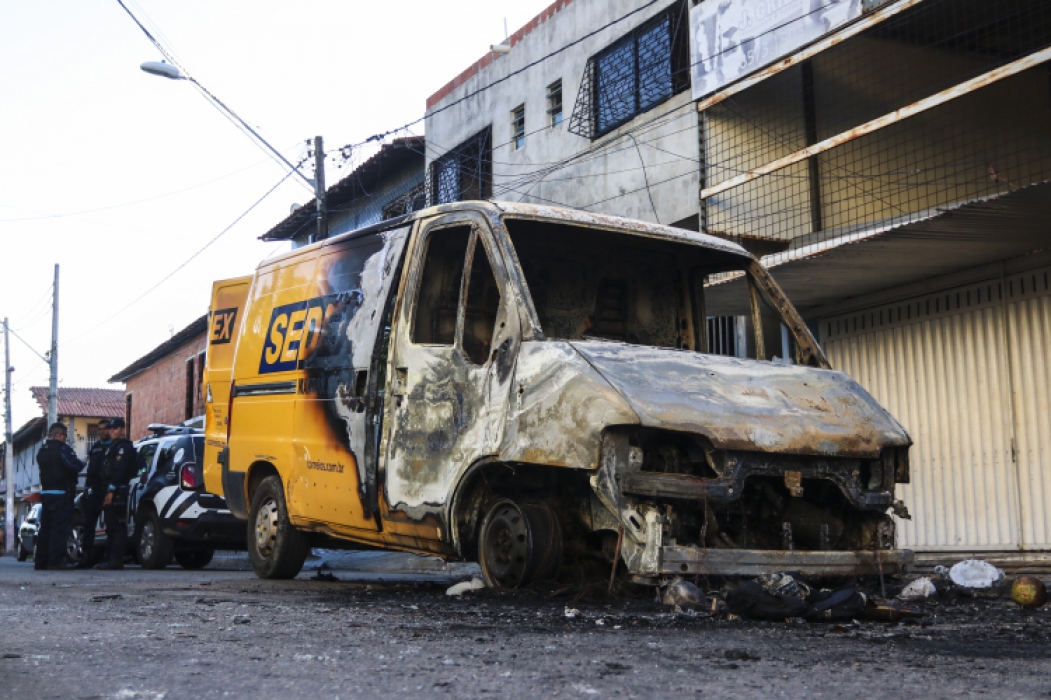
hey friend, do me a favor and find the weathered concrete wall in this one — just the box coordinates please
[425,0,699,227]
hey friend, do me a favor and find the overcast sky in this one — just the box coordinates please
[0,0,555,429]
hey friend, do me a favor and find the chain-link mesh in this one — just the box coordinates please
[428,127,493,205]
[701,0,1051,263]
[569,1,690,139]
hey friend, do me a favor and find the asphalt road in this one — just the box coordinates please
[0,556,1049,699]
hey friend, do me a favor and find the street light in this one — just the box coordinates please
[140,59,329,239]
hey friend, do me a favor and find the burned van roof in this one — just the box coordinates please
[257,201,751,270]
[493,202,751,257]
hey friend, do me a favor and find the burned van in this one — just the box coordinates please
[206,201,912,586]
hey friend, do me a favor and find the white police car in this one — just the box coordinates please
[72,423,246,568]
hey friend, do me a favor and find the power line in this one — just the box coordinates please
[60,162,303,350]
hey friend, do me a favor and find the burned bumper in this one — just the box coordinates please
[661,545,913,577]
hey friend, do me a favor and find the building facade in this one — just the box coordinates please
[422,0,1051,556]
[108,316,207,441]
[262,136,426,248]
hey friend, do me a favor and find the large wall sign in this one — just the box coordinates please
[691,0,863,99]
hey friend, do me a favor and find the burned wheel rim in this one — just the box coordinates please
[140,520,157,561]
[480,500,531,589]
[479,498,562,590]
[255,497,280,558]
[67,524,84,563]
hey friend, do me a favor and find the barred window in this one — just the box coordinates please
[428,127,492,205]
[511,105,526,150]
[547,80,563,127]
[569,1,689,140]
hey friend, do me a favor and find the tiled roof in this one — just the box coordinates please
[30,386,125,419]
[260,136,426,242]
[108,315,208,383]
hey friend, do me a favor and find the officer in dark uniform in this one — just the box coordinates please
[74,418,112,568]
[34,422,85,570]
[96,417,136,570]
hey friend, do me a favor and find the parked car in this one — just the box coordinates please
[16,504,40,561]
[71,425,246,569]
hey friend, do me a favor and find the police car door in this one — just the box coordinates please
[382,212,519,540]
[127,441,160,536]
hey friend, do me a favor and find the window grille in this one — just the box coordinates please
[511,105,526,150]
[700,0,1051,264]
[547,80,563,127]
[428,127,493,205]
[86,423,100,452]
[568,1,689,139]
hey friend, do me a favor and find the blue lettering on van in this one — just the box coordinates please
[259,299,328,374]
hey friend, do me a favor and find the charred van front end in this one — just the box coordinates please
[596,427,912,578]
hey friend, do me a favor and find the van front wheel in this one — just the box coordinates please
[248,475,308,579]
[478,497,562,590]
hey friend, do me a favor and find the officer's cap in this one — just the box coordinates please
[109,417,126,429]
[97,418,111,429]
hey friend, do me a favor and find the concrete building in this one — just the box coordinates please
[692,0,1051,557]
[109,316,207,441]
[1,386,124,524]
[424,0,700,229]
[262,136,426,247]
[423,0,1050,558]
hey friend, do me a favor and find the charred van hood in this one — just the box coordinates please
[568,341,909,458]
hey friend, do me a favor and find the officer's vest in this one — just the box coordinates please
[37,441,77,492]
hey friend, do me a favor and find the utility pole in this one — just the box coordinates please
[313,135,328,242]
[47,264,59,428]
[4,318,13,555]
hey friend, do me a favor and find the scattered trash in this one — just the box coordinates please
[91,594,122,602]
[312,568,339,582]
[725,573,811,620]
[232,615,251,625]
[445,578,485,596]
[899,577,938,601]
[862,599,924,622]
[726,572,869,621]
[660,577,707,609]
[564,607,581,620]
[948,560,1004,589]
[1010,576,1047,608]
[724,650,760,661]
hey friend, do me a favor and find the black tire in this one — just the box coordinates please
[174,549,214,570]
[248,475,308,579]
[138,510,174,569]
[478,497,562,590]
[16,542,28,562]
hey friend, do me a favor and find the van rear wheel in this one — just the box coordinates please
[478,497,562,590]
[248,475,308,579]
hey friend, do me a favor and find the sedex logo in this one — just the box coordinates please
[209,307,239,345]
[258,298,329,374]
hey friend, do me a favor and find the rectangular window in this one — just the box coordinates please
[547,80,563,127]
[511,105,526,150]
[568,2,689,139]
[412,226,472,345]
[428,127,492,205]
[185,358,195,421]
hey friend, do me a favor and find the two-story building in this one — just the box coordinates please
[422,0,1050,560]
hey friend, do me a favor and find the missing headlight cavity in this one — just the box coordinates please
[630,428,719,479]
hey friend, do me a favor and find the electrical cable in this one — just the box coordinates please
[60,162,303,350]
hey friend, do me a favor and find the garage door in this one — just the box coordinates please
[822,265,1051,551]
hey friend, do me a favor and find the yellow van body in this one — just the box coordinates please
[213,202,913,586]
[202,275,251,498]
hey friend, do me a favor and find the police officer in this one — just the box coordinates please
[96,417,136,570]
[35,422,85,570]
[74,418,111,568]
